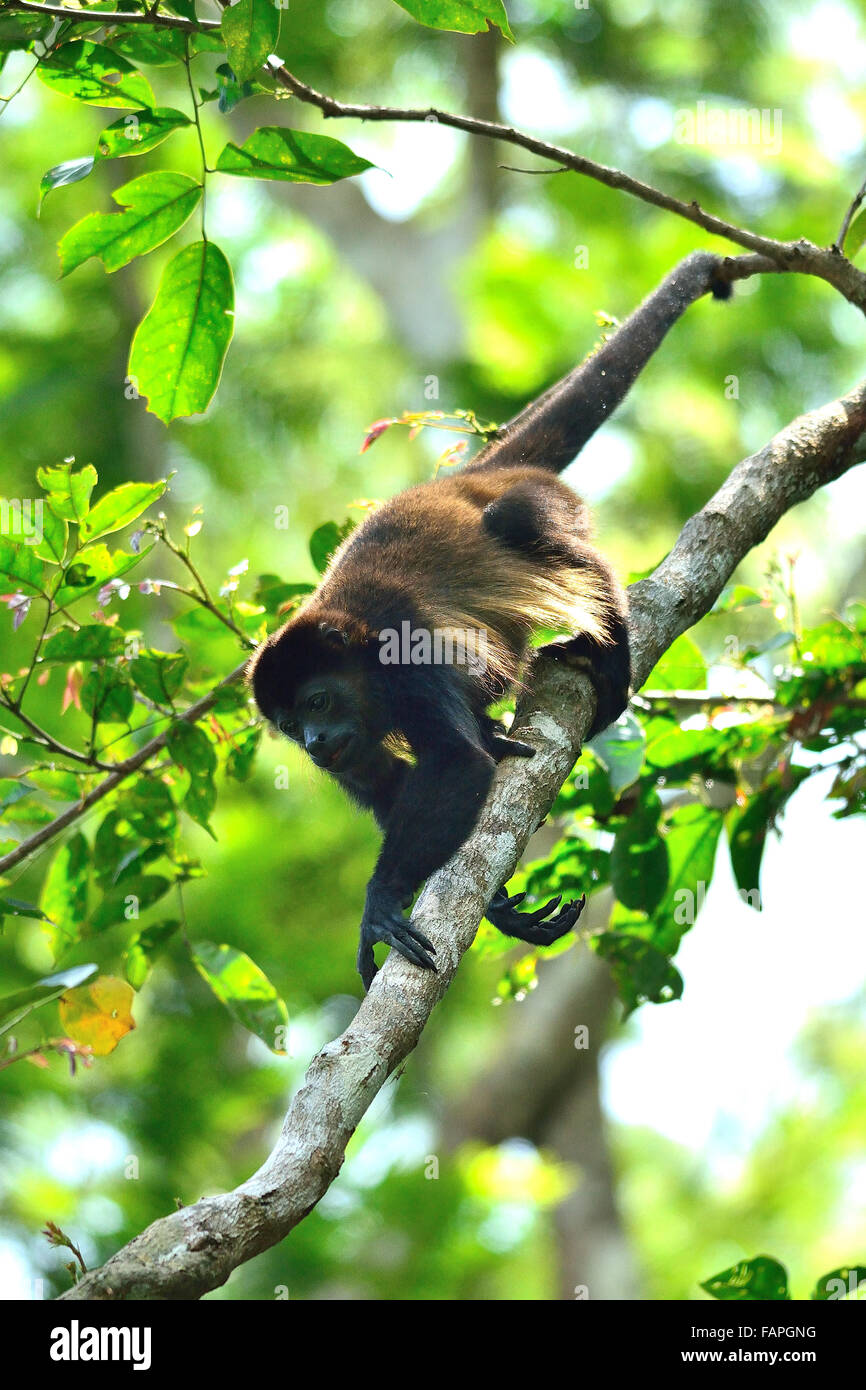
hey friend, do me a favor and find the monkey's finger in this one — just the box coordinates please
[553,895,586,930]
[385,931,437,972]
[401,922,436,954]
[357,945,378,992]
[521,894,563,924]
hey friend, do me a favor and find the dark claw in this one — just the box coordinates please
[357,895,437,992]
[384,925,437,972]
[485,886,586,946]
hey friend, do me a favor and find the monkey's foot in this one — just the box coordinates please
[356,888,437,991]
[480,715,536,763]
[485,887,585,946]
[487,731,536,762]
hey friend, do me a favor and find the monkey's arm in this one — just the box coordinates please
[468,250,730,475]
[356,739,495,989]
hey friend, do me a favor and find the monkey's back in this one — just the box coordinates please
[317,465,616,685]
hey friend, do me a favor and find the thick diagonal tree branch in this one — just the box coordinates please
[59,380,866,1299]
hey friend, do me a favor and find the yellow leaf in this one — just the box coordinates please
[58,975,135,1056]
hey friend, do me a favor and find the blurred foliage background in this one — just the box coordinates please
[1,0,866,1301]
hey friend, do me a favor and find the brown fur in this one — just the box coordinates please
[285,464,621,691]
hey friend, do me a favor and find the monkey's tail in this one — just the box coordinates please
[464,251,731,477]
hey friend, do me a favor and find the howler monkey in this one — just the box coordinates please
[249,252,731,990]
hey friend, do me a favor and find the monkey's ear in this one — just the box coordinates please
[319,621,350,646]
[317,613,376,647]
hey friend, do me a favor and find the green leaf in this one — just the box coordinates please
[0,895,50,922]
[79,478,168,542]
[0,963,98,1036]
[645,633,706,691]
[589,711,645,796]
[652,803,723,951]
[594,932,683,1016]
[38,40,156,109]
[167,722,217,832]
[226,726,261,781]
[220,0,280,83]
[192,941,289,1052]
[102,782,177,855]
[129,649,188,704]
[611,792,669,913]
[80,665,134,723]
[90,873,172,933]
[726,766,810,906]
[800,620,864,670]
[210,61,269,114]
[393,0,514,40]
[711,584,763,614]
[811,1266,866,1301]
[59,172,201,277]
[33,507,68,565]
[253,575,315,616]
[726,793,770,907]
[124,918,181,989]
[37,460,98,523]
[39,156,95,210]
[0,538,45,594]
[645,726,726,777]
[53,542,152,607]
[216,127,373,184]
[27,770,81,801]
[39,832,90,959]
[0,778,33,815]
[108,25,188,67]
[0,13,54,49]
[309,519,354,574]
[43,624,125,661]
[128,240,235,423]
[96,108,192,160]
[701,1256,790,1302]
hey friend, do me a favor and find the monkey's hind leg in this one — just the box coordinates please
[484,887,585,945]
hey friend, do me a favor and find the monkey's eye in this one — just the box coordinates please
[278,717,299,738]
[307,692,331,714]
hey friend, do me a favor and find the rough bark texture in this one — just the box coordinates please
[59,378,866,1300]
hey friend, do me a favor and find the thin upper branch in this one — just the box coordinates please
[265,62,866,312]
[5,2,866,306]
[58,379,866,1300]
[2,0,215,31]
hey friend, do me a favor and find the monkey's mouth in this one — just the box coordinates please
[310,734,353,770]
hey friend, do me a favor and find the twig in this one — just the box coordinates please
[836,172,866,253]
[4,3,866,304]
[265,62,866,311]
[0,660,250,876]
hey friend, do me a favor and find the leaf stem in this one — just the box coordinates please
[183,35,208,239]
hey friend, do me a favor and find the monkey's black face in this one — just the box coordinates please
[271,674,371,773]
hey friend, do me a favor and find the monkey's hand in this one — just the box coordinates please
[485,887,585,946]
[356,883,437,992]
